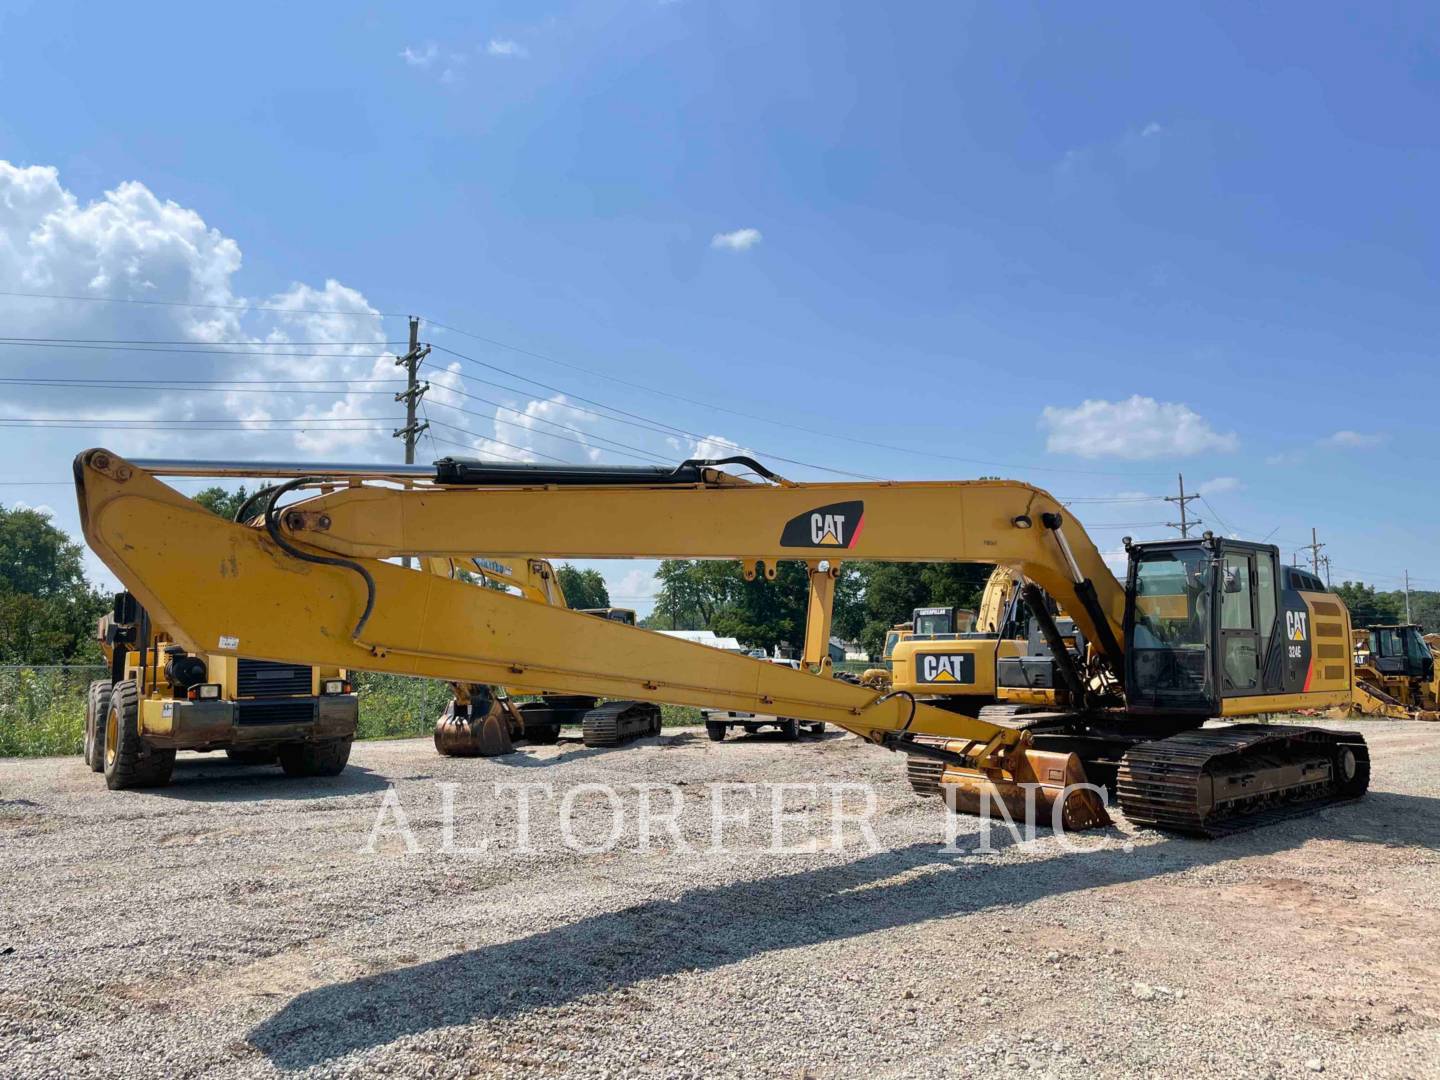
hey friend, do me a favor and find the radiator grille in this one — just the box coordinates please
[236,700,316,726]
[237,659,312,697]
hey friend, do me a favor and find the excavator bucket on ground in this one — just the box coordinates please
[905,738,1111,831]
[433,693,520,757]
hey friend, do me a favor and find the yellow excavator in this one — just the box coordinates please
[72,450,1370,836]
[426,557,661,755]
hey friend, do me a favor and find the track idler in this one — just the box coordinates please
[905,735,1111,832]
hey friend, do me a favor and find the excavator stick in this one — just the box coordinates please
[904,737,1111,831]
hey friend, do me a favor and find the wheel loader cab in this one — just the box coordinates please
[1366,625,1435,682]
[1124,537,1351,716]
[881,623,913,662]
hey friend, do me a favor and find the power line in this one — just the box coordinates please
[0,426,397,434]
[0,341,397,359]
[423,318,1175,479]
[0,289,408,318]
[0,415,402,425]
[1163,473,1202,538]
[430,343,884,481]
[0,336,401,346]
[0,377,403,396]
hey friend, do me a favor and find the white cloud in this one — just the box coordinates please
[612,566,658,604]
[690,434,754,460]
[486,39,528,58]
[1141,121,1164,138]
[1323,430,1385,449]
[1040,396,1239,460]
[0,160,396,458]
[711,228,763,252]
[400,43,438,68]
[1196,476,1242,496]
[0,160,780,488]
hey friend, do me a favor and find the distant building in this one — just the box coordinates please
[656,629,746,653]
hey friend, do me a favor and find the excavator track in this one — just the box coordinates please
[1116,725,1370,837]
[581,700,663,748]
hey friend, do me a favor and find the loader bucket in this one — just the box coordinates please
[939,747,1111,832]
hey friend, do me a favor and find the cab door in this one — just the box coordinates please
[1218,550,1261,695]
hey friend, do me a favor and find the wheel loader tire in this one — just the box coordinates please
[278,738,352,778]
[226,748,279,766]
[84,679,112,772]
[778,717,800,741]
[706,721,726,742]
[809,722,825,736]
[103,681,175,790]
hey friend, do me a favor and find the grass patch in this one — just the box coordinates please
[0,667,100,757]
[0,668,708,758]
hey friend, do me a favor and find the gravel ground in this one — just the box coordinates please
[1,719,1438,1079]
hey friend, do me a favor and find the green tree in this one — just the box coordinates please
[192,484,257,520]
[652,559,740,629]
[712,561,811,653]
[1,505,93,598]
[0,504,109,663]
[1377,589,1440,632]
[557,564,611,610]
[1333,581,1403,628]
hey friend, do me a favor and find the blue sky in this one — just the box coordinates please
[1,1,1436,611]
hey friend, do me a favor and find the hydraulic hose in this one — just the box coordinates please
[262,476,377,640]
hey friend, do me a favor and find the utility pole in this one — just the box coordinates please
[1164,473,1202,538]
[1404,569,1411,622]
[1319,554,1333,588]
[1304,527,1326,577]
[394,316,431,568]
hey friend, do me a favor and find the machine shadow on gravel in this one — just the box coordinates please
[496,736,675,769]
[142,756,391,802]
[248,791,1440,1069]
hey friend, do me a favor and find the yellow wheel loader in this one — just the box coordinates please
[72,450,1369,835]
[86,590,358,789]
[1346,623,1440,721]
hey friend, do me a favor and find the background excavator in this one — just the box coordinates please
[426,557,661,755]
[72,450,1370,836]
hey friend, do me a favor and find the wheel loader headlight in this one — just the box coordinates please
[189,683,222,701]
[1011,514,1033,529]
[322,679,348,695]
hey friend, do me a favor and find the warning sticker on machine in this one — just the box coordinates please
[218,635,240,650]
[161,702,174,718]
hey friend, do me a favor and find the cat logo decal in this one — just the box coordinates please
[779,501,866,549]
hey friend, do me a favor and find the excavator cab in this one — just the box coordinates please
[580,607,638,626]
[1123,537,1348,716]
[910,606,975,640]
